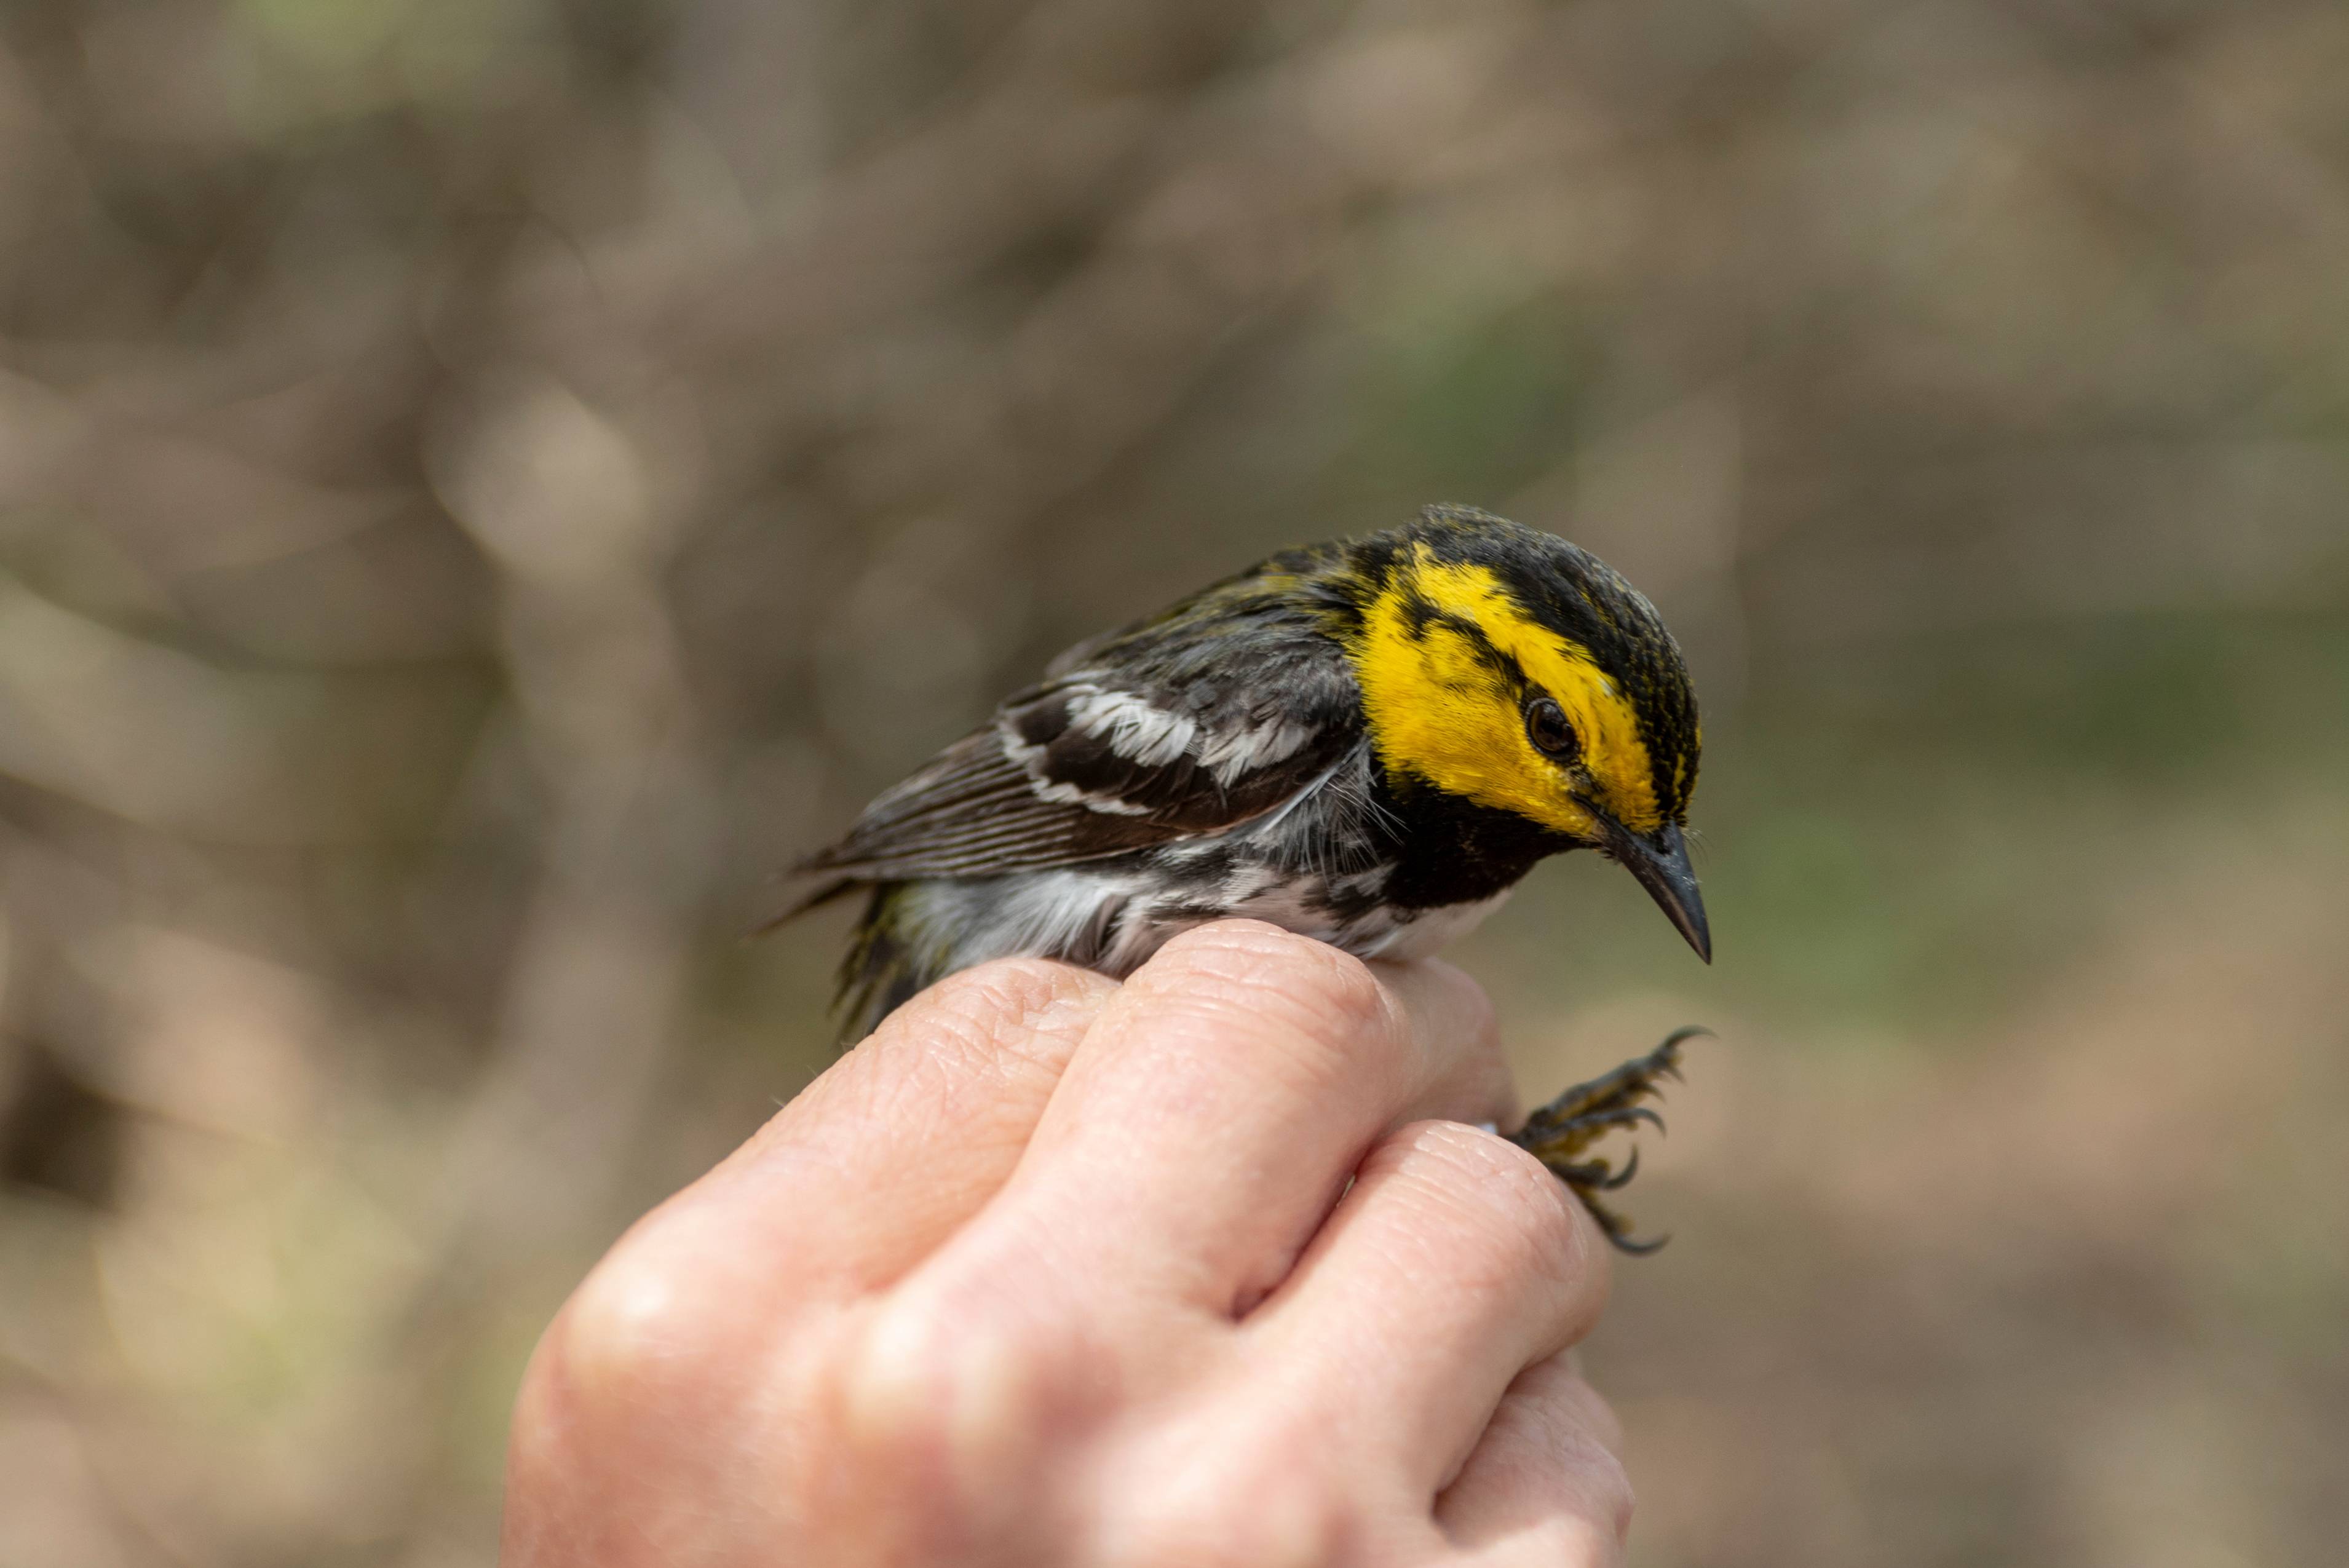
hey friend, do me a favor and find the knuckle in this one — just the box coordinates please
[1592,1449,1636,1544]
[1154,916,1314,968]
[895,958,1106,1058]
[1389,1121,1588,1284]
[906,962,1036,1037]
[835,1274,1078,1490]
[1539,1441,1637,1552]
[1144,922,1396,1066]
[1289,941,1390,1035]
[1156,922,1388,1023]
[1465,1362,1633,1557]
[1475,1433,1632,1566]
[1513,1352,1625,1457]
[550,1213,750,1424]
[1524,1381,1636,1543]
[928,956,1098,1024]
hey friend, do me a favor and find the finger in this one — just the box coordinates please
[689,957,1119,1289]
[1243,1120,1611,1492]
[1438,1353,1633,1565]
[513,960,1120,1564]
[978,921,1516,1316]
[531,962,1114,1491]
[1374,959,1521,1130]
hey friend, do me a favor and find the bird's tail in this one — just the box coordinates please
[836,884,931,1044]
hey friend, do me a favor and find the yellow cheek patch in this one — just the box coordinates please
[1349,551,1663,836]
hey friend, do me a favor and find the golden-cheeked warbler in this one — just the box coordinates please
[776,505,1709,1248]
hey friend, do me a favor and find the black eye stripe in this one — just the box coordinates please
[1524,697,1579,761]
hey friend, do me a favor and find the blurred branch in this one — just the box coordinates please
[426,372,716,1252]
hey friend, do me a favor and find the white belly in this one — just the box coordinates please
[899,865,1515,983]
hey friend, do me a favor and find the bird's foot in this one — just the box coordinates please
[1507,1026,1708,1254]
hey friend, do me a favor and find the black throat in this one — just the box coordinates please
[1372,766,1577,909]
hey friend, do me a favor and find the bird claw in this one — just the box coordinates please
[1575,1184,1670,1255]
[1548,1146,1644,1194]
[1506,1028,1706,1255]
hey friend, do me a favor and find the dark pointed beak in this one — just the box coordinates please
[1598,817,1711,964]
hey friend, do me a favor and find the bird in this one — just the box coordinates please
[773,504,1709,1248]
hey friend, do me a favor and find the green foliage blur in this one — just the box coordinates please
[1,0,2344,1562]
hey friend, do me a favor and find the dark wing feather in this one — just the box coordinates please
[770,565,1363,921]
[789,719,1169,886]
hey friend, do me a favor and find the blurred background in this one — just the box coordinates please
[1,0,2345,1562]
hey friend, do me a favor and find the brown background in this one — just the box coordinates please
[1,0,2345,1562]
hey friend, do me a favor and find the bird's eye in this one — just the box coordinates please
[1524,697,1579,761]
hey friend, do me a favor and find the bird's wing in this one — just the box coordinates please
[772,600,1363,918]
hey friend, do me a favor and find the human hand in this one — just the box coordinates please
[501,920,1631,1566]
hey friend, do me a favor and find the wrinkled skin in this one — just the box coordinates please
[502,921,1631,1567]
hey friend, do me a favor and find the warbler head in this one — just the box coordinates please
[1340,505,1708,960]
